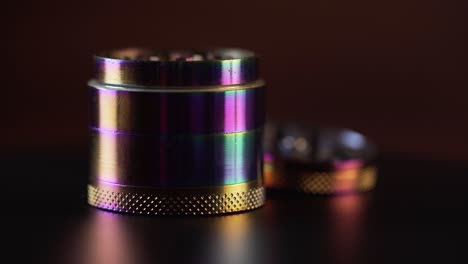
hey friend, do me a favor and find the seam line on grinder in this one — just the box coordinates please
[88,79,265,93]
[89,126,263,136]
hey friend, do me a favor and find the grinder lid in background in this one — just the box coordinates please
[264,123,378,194]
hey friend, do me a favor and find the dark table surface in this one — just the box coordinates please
[3,148,467,264]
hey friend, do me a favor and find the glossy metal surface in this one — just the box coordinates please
[89,81,265,134]
[90,129,263,187]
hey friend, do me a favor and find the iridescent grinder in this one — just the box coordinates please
[88,48,265,215]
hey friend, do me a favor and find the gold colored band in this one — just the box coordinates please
[297,166,377,194]
[88,180,264,216]
[265,166,377,194]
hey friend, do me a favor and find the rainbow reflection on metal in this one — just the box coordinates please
[264,123,377,194]
[88,48,265,215]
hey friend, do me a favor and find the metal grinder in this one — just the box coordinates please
[88,48,265,215]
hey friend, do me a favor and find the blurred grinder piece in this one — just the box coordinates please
[264,123,377,194]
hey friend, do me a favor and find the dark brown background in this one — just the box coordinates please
[4,0,467,160]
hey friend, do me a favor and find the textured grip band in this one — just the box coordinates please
[88,181,265,216]
[296,166,377,194]
[265,162,377,194]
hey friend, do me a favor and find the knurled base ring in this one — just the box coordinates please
[265,166,377,194]
[88,181,265,216]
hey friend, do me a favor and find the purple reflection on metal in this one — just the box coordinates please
[333,160,364,170]
[224,90,247,132]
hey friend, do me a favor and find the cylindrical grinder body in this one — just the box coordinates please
[88,48,265,215]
